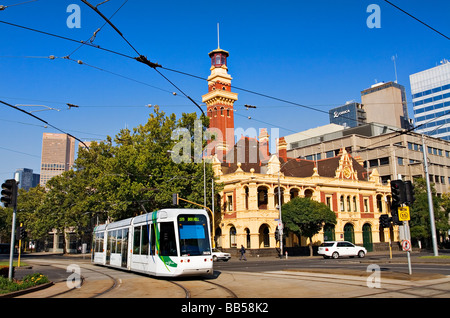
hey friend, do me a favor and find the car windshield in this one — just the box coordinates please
[323,242,334,247]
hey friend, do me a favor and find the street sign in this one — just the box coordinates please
[402,239,411,251]
[398,206,410,221]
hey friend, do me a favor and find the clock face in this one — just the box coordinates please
[343,166,351,179]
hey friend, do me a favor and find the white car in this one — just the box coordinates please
[318,241,367,259]
[212,248,231,262]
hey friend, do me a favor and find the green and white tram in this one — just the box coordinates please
[92,209,213,277]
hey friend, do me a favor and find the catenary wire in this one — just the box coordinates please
[383,0,450,41]
[0,99,90,149]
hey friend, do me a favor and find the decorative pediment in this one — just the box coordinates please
[335,148,358,181]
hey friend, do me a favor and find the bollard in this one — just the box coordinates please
[285,251,288,259]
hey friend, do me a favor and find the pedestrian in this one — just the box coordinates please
[239,245,247,261]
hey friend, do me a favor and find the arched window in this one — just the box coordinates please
[290,188,299,199]
[257,186,268,209]
[343,223,355,243]
[259,224,270,248]
[245,228,251,248]
[229,227,237,248]
[304,189,313,198]
[274,187,284,207]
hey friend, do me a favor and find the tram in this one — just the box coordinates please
[92,209,213,277]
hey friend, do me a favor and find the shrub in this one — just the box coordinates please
[0,273,49,295]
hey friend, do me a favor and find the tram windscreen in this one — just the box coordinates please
[178,214,211,256]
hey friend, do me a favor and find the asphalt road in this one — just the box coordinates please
[213,252,450,277]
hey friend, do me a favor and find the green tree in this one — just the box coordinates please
[282,196,336,256]
[409,177,448,248]
[13,107,222,252]
[16,186,48,240]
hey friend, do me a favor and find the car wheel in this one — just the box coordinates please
[332,252,339,259]
[213,255,218,261]
[223,259,229,262]
[358,250,365,258]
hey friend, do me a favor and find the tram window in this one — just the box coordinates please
[178,215,211,256]
[117,229,122,254]
[133,226,141,254]
[142,225,149,255]
[150,224,156,255]
[112,230,117,253]
[96,232,104,253]
[160,222,177,256]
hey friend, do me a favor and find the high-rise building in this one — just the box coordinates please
[40,133,75,186]
[329,102,366,128]
[14,168,40,191]
[410,60,450,140]
[360,81,411,129]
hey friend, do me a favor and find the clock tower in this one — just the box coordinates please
[202,42,238,161]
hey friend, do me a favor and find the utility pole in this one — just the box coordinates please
[421,134,439,256]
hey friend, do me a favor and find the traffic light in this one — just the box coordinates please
[390,180,406,208]
[172,193,179,206]
[390,207,403,226]
[1,179,18,208]
[19,226,27,240]
[379,214,391,228]
[275,228,280,241]
[404,181,415,206]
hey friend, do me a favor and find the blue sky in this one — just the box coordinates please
[1,0,449,180]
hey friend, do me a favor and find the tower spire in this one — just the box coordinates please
[217,23,220,49]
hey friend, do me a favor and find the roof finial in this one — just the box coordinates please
[217,22,220,49]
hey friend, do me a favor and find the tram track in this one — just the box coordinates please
[168,273,238,298]
[25,261,120,298]
[252,270,450,298]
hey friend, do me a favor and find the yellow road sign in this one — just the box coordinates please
[398,206,410,221]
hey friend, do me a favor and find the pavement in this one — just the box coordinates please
[1,249,449,298]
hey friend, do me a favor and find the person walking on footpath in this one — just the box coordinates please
[239,245,247,261]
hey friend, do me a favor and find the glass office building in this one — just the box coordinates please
[329,102,366,128]
[410,61,450,140]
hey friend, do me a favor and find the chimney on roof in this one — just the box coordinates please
[277,137,288,162]
[259,128,270,160]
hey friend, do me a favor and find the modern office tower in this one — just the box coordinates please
[361,81,411,129]
[40,133,75,186]
[14,168,40,191]
[410,60,450,140]
[329,102,366,128]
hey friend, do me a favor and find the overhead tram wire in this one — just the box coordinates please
[67,0,130,58]
[0,18,406,131]
[80,0,205,117]
[0,14,433,138]
[0,99,90,149]
[0,20,136,61]
[383,0,450,41]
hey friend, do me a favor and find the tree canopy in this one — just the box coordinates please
[282,196,336,256]
[2,107,222,252]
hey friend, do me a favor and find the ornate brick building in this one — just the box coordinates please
[204,45,397,255]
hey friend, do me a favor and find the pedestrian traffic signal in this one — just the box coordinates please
[390,207,403,226]
[390,180,406,208]
[404,181,415,206]
[379,214,391,228]
[1,179,18,208]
